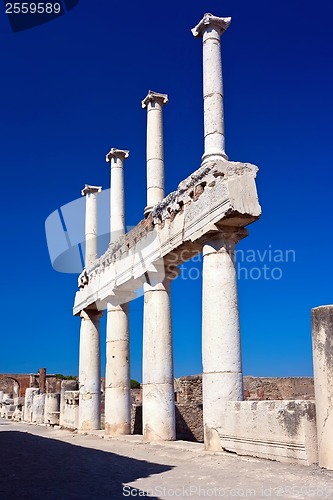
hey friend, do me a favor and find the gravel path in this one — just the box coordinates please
[1,419,333,499]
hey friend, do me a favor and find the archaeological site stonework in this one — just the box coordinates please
[2,12,333,472]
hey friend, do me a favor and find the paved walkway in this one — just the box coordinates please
[0,419,332,499]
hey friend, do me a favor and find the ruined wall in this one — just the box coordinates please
[173,375,315,443]
[244,377,315,401]
[0,374,31,397]
[0,373,71,397]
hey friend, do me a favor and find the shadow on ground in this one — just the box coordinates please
[0,431,172,499]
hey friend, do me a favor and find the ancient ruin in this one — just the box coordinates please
[1,13,333,472]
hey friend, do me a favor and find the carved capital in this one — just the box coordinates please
[80,309,104,321]
[202,227,248,257]
[106,148,130,163]
[142,90,168,109]
[192,13,231,38]
[81,184,102,197]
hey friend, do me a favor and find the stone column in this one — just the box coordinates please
[142,265,176,441]
[142,90,168,215]
[312,306,333,470]
[81,184,102,268]
[38,368,46,394]
[78,309,103,430]
[202,228,247,451]
[106,148,129,243]
[104,148,131,435]
[78,184,102,431]
[192,13,231,164]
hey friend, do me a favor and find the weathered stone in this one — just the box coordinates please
[105,148,131,436]
[31,393,45,424]
[59,379,78,427]
[62,390,79,430]
[73,159,260,314]
[312,305,333,470]
[78,185,103,432]
[44,393,60,426]
[142,90,168,215]
[192,13,231,164]
[78,310,102,431]
[202,229,247,450]
[142,274,175,441]
[38,368,46,394]
[23,388,39,423]
[215,400,318,466]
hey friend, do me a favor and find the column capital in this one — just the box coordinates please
[192,13,231,38]
[202,227,248,254]
[81,184,102,197]
[80,309,104,321]
[142,90,168,109]
[106,148,130,163]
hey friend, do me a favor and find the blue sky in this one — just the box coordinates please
[1,0,332,381]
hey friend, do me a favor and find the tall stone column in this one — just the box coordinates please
[104,148,131,435]
[78,184,102,431]
[142,265,176,441]
[142,90,168,215]
[192,13,231,164]
[202,228,247,451]
[312,306,333,470]
[106,148,129,243]
[78,309,102,430]
[81,184,101,267]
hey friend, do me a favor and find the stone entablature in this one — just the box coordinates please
[74,159,260,314]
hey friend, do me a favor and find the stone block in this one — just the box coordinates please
[212,400,318,465]
[62,390,79,430]
[23,388,39,422]
[31,394,46,424]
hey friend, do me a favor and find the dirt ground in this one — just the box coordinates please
[1,418,333,499]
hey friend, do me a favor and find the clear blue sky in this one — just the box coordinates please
[1,0,332,381]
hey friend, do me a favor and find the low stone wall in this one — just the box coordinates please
[211,400,318,465]
[62,391,79,430]
[173,375,315,443]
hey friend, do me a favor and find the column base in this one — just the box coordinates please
[78,392,101,431]
[105,422,131,436]
[142,382,175,442]
[104,386,131,436]
[202,372,243,451]
[201,151,228,165]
